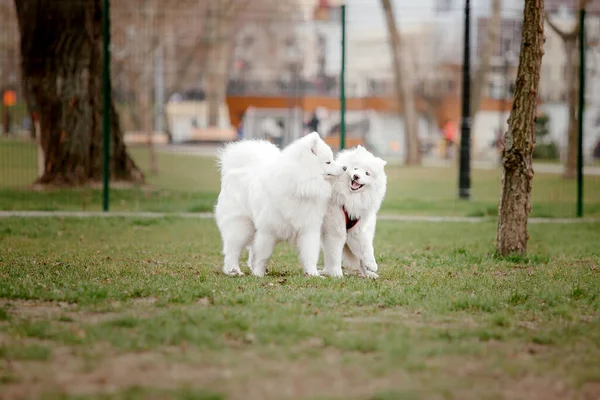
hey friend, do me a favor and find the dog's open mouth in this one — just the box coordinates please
[350,179,364,191]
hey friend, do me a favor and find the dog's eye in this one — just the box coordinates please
[326,161,331,164]
[365,171,371,176]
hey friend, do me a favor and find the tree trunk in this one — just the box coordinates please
[205,3,232,128]
[381,0,420,165]
[140,3,158,175]
[471,0,502,116]
[140,77,158,175]
[147,4,159,174]
[14,0,144,186]
[496,0,545,256]
[546,0,587,179]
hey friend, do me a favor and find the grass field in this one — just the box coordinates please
[1,216,599,399]
[1,139,600,218]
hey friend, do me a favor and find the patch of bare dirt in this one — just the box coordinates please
[0,299,76,319]
[429,342,585,400]
[130,297,158,306]
[0,301,590,400]
[0,298,162,324]
[1,340,592,400]
[0,344,416,400]
[579,382,600,400]
[344,308,478,329]
[441,358,575,400]
[500,375,573,400]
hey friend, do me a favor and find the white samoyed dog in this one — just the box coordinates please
[215,132,346,277]
[320,145,387,278]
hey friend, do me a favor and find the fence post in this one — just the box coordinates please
[339,4,346,150]
[102,0,111,212]
[577,6,585,218]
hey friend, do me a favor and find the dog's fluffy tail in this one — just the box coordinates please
[217,140,281,177]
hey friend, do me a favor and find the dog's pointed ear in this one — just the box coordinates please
[309,131,320,155]
[377,157,387,167]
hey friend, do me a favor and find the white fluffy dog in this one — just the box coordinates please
[215,132,345,277]
[321,145,387,278]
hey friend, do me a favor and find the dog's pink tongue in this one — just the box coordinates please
[351,181,361,189]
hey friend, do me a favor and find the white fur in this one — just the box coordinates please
[215,132,345,277]
[320,145,387,279]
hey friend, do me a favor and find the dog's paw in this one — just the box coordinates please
[320,268,344,278]
[364,263,378,273]
[363,270,379,279]
[223,269,245,277]
[305,271,325,278]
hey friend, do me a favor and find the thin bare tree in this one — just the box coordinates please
[546,0,588,179]
[381,0,420,165]
[471,0,502,116]
[204,1,239,127]
[497,0,545,256]
[418,0,502,152]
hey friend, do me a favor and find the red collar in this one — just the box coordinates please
[342,206,359,230]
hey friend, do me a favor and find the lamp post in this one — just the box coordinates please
[459,0,472,199]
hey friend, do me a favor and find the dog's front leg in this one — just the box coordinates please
[346,229,378,273]
[321,233,346,278]
[297,230,322,277]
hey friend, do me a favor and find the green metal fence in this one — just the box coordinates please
[0,0,599,218]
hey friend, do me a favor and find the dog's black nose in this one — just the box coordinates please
[342,166,347,171]
[353,174,359,180]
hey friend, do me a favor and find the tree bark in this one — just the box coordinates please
[381,0,420,165]
[14,0,144,186]
[471,0,502,116]
[496,0,545,256]
[140,71,158,174]
[546,0,587,179]
[205,3,233,128]
[140,1,158,174]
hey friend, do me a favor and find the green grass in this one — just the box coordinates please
[1,139,599,217]
[0,217,599,399]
